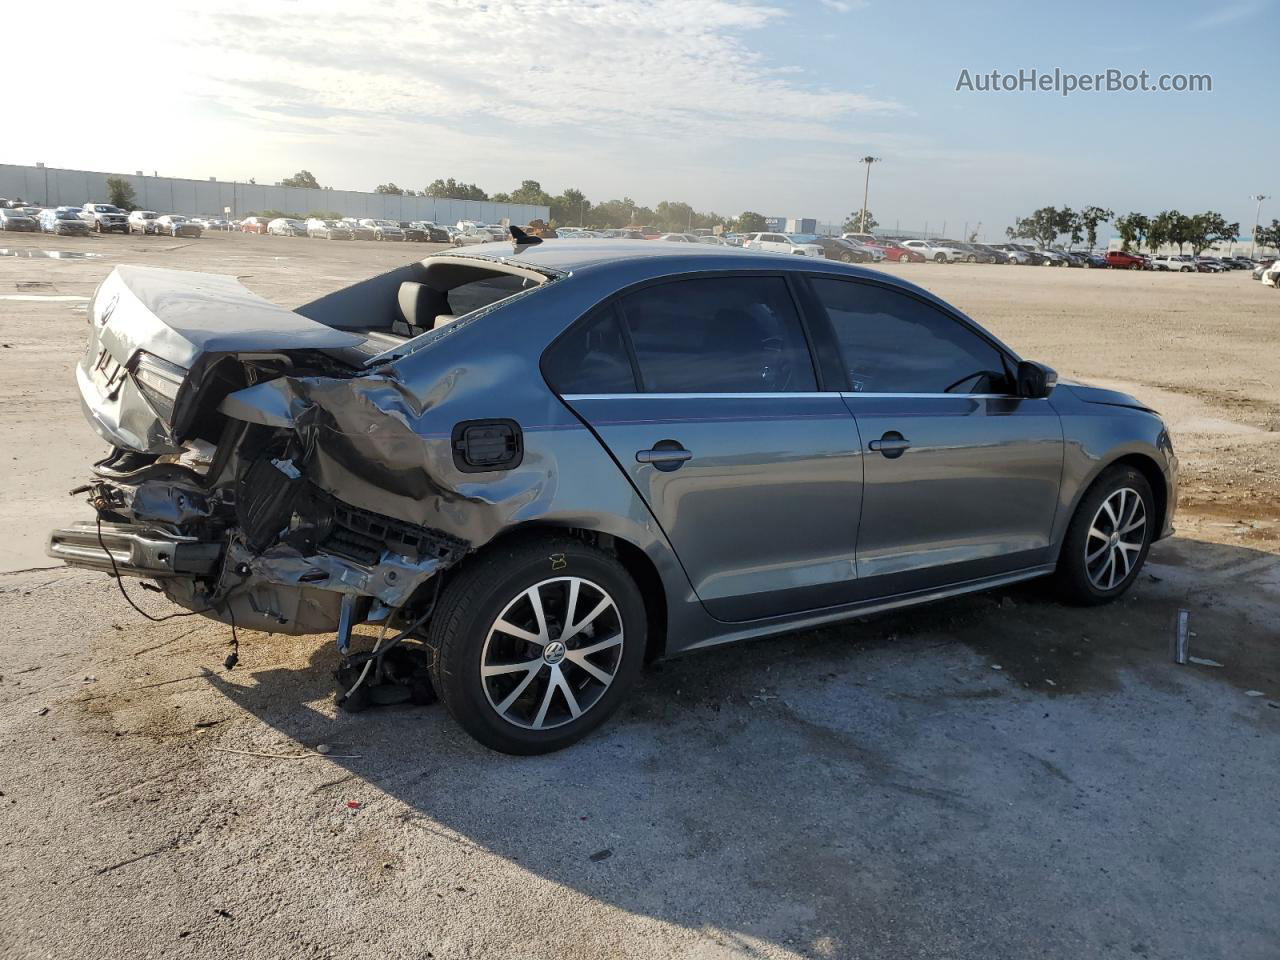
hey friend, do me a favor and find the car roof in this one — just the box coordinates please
[424,239,970,308]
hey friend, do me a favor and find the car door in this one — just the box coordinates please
[805,276,1064,598]
[545,273,864,622]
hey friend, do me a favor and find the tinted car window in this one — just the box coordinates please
[543,309,637,394]
[810,279,1010,394]
[620,276,817,393]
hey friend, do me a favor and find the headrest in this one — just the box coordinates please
[398,282,430,329]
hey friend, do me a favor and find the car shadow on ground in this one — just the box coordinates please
[202,533,1280,957]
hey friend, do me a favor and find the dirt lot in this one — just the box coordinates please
[1,230,1277,959]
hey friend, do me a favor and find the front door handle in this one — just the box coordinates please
[636,441,693,472]
[868,432,911,459]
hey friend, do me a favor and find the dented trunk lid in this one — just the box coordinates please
[79,265,364,453]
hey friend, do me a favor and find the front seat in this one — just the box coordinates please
[395,282,454,336]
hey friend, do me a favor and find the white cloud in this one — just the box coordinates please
[178,0,897,146]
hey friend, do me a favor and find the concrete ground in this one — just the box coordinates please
[0,230,1277,959]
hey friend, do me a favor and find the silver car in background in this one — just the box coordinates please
[40,208,91,236]
[48,240,1176,754]
[155,215,203,238]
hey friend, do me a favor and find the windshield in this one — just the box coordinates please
[93,205,122,213]
[55,211,80,220]
[168,216,187,222]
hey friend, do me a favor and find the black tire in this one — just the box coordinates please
[425,536,646,754]
[1055,465,1155,605]
[840,252,853,263]
[934,253,946,263]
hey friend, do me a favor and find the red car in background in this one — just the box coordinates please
[1104,250,1147,270]
[240,216,270,235]
[842,232,925,262]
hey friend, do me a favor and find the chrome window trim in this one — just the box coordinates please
[563,392,1031,401]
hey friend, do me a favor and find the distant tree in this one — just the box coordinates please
[551,187,588,226]
[424,178,489,201]
[490,192,512,203]
[1255,219,1280,252]
[735,211,767,232]
[374,183,404,195]
[508,180,554,206]
[655,200,696,233]
[842,209,878,233]
[1078,206,1113,251]
[1146,211,1173,254]
[1114,212,1149,252]
[281,170,321,189]
[1163,210,1193,254]
[1057,207,1083,248]
[305,210,346,220]
[105,176,137,210]
[1186,211,1239,256]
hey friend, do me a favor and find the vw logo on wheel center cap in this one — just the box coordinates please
[543,641,567,665]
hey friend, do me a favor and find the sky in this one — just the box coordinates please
[13,0,1277,239]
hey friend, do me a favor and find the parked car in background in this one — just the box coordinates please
[744,232,824,257]
[154,215,202,238]
[201,217,232,231]
[721,233,745,247]
[410,221,451,243]
[900,239,967,263]
[1104,250,1147,270]
[267,218,307,237]
[339,219,375,240]
[397,221,427,242]
[1076,252,1109,268]
[452,223,506,246]
[0,208,38,232]
[1032,248,1069,267]
[306,218,353,240]
[39,208,91,236]
[1152,255,1194,272]
[1251,257,1275,279]
[81,203,129,233]
[49,242,1177,753]
[360,218,404,241]
[971,244,1011,264]
[1195,256,1226,273]
[240,216,270,235]
[695,235,733,246]
[988,243,1033,264]
[128,210,161,235]
[813,236,871,263]
[658,233,700,243]
[951,242,997,264]
[1261,261,1280,287]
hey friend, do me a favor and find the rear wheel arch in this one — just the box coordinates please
[440,522,670,663]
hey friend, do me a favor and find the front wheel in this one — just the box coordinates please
[1055,465,1155,605]
[934,253,946,263]
[426,537,646,754]
[897,253,908,262]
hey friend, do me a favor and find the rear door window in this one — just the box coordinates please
[619,276,816,393]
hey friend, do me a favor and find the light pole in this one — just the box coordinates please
[1249,193,1269,257]
[857,156,880,233]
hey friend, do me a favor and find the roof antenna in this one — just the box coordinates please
[510,225,542,247]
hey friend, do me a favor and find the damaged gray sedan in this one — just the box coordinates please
[49,238,1177,753]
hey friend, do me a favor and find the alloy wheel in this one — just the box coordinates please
[1084,487,1147,590]
[480,576,625,730]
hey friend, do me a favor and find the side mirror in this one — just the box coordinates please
[1016,360,1058,399]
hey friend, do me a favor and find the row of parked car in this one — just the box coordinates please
[237,216,458,243]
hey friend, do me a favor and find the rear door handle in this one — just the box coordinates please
[868,432,911,458]
[636,443,693,471]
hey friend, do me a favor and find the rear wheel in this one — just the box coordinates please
[1055,465,1155,605]
[426,537,646,754]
